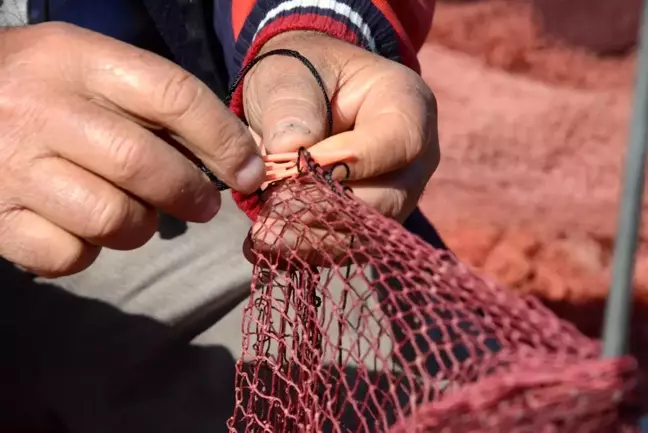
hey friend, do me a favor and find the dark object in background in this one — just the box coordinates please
[157,212,188,240]
[531,0,642,55]
[403,207,448,251]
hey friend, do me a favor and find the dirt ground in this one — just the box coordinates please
[417,0,648,361]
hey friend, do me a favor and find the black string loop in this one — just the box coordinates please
[198,49,334,190]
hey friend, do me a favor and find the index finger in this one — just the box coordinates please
[71,27,264,193]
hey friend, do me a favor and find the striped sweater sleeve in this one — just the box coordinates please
[213,0,434,119]
[214,0,435,81]
[212,0,435,218]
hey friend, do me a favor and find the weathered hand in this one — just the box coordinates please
[243,31,439,223]
[0,23,264,276]
[240,31,439,261]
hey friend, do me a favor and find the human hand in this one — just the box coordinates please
[0,23,265,276]
[241,31,439,257]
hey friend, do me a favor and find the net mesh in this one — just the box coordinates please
[227,150,639,432]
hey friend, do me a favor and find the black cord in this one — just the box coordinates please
[198,49,333,190]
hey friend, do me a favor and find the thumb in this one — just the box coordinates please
[243,53,332,153]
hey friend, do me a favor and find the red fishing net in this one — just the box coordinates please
[227,149,640,432]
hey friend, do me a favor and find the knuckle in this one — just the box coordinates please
[410,85,438,161]
[103,125,149,184]
[154,70,202,119]
[0,107,47,185]
[382,67,438,164]
[370,187,406,221]
[0,206,95,277]
[0,24,88,95]
[427,133,441,173]
[84,193,132,240]
[0,84,43,127]
[264,73,312,99]
[41,21,76,37]
[0,204,21,242]
[172,169,206,204]
[396,109,427,164]
[45,243,96,277]
[0,86,53,160]
[390,188,409,220]
[0,23,77,77]
[421,85,438,121]
[409,74,438,130]
[419,86,440,172]
[211,120,250,169]
[34,22,81,49]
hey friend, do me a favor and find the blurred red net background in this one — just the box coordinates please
[227,0,648,430]
[419,0,648,400]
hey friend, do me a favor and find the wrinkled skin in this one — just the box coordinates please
[0,24,439,276]
[244,32,440,258]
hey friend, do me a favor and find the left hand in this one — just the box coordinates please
[242,31,439,259]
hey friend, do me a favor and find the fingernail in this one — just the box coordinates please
[268,120,314,151]
[236,155,266,193]
[272,121,312,140]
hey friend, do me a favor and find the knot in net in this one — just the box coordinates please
[227,149,639,433]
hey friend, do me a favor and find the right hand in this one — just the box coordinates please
[0,23,265,277]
